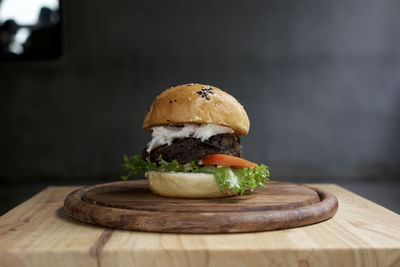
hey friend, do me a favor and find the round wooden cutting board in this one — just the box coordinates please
[64,180,338,233]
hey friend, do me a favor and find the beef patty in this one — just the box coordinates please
[142,133,242,164]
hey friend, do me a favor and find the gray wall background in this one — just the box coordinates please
[1,0,399,203]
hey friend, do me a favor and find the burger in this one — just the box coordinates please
[121,83,270,198]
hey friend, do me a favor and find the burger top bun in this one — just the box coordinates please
[146,171,237,198]
[143,83,250,136]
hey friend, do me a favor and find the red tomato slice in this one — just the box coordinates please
[201,154,258,168]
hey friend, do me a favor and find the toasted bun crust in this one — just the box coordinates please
[146,171,237,198]
[143,83,250,136]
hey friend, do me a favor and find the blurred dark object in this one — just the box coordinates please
[0,19,18,59]
[0,3,61,61]
[23,7,61,59]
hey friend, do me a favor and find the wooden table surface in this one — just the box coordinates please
[0,184,399,267]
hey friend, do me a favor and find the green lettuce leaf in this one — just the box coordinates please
[214,164,270,194]
[121,154,270,194]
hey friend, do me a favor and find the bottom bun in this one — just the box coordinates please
[145,171,237,198]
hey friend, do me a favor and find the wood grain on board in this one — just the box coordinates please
[0,184,399,267]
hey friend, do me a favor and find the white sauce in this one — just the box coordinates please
[146,123,234,152]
